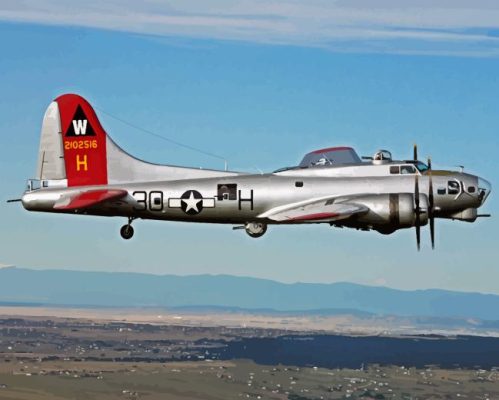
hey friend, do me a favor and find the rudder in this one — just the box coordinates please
[56,94,108,187]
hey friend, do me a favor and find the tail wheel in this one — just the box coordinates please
[245,222,267,238]
[120,224,134,240]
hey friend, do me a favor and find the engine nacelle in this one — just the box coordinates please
[344,193,429,234]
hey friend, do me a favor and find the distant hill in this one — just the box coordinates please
[0,267,498,321]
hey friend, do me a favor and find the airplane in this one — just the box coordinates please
[9,93,492,250]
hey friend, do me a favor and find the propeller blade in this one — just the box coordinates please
[428,157,434,211]
[430,217,435,250]
[416,223,421,251]
[413,144,418,161]
[415,172,421,251]
[427,157,435,250]
[415,174,420,210]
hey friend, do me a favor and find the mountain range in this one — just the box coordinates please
[0,267,498,321]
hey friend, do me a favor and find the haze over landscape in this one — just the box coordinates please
[1,267,498,322]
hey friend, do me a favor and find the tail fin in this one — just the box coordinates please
[36,94,237,187]
[58,94,108,186]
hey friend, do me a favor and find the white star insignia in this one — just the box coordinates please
[182,191,201,213]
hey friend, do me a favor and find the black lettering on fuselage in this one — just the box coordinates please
[238,189,254,211]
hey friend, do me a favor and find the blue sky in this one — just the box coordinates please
[0,2,498,293]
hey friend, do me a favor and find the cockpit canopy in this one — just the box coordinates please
[299,147,361,168]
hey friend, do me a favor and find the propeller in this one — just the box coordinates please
[412,144,437,250]
[413,144,421,251]
[427,157,435,249]
[414,173,421,251]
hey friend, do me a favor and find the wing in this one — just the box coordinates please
[259,196,367,223]
[54,189,128,210]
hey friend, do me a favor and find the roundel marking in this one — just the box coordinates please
[180,190,204,215]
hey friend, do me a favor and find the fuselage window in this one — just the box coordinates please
[468,186,476,193]
[217,184,237,200]
[389,166,400,174]
[448,181,460,195]
[295,181,303,187]
[27,179,41,191]
[437,188,446,195]
[400,165,416,174]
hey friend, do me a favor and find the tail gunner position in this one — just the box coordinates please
[11,94,492,250]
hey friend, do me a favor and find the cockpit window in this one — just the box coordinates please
[400,165,416,174]
[415,162,429,173]
[389,166,400,174]
[313,157,331,166]
[299,148,361,168]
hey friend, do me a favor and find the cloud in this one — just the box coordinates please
[1,0,499,56]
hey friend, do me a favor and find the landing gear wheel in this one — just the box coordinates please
[245,222,267,238]
[120,224,134,240]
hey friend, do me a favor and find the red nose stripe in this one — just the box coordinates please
[54,189,127,210]
[288,212,340,221]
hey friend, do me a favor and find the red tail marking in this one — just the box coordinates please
[56,94,108,187]
[54,189,127,210]
[288,212,340,221]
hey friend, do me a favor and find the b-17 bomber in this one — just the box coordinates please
[10,94,492,249]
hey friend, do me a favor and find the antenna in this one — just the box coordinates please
[95,107,230,171]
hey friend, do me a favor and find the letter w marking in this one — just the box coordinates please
[72,120,88,135]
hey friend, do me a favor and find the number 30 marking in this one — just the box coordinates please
[132,191,164,211]
[132,191,147,211]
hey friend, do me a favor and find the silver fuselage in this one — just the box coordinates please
[22,167,487,229]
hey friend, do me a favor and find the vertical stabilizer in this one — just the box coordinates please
[35,93,239,188]
[36,102,66,180]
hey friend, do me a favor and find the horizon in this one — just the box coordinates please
[2,265,499,296]
[2,265,499,324]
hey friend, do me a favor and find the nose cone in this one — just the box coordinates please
[478,177,492,205]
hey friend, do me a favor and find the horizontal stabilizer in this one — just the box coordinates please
[54,189,127,210]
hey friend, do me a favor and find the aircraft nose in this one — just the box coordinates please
[478,177,492,205]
